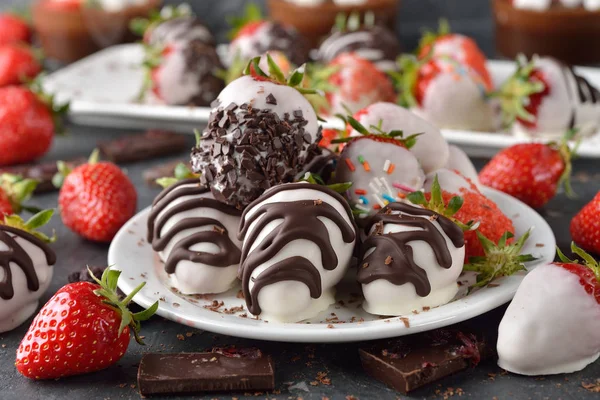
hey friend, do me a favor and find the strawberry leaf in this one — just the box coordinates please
[227,2,263,40]
[464,229,536,288]
[3,209,56,243]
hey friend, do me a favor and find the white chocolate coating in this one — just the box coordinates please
[424,168,480,194]
[241,183,356,322]
[361,206,465,316]
[350,102,450,173]
[151,183,242,295]
[444,145,480,185]
[0,236,54,333]
[497,263,600,375]
[512,57,600,140]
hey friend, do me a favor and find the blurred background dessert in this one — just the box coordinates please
[493,0,600,65]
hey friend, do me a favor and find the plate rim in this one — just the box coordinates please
[108,187,556,343]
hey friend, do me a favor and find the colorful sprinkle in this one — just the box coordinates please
[373,204,381,210]
[358,155,365,163]
[355,189,367,195]
[345,158,356,172]
[369,181,380,193]
[359,196,369,205]
[363,161,371,172]
[397,192,406,199]
[380,178,393,196]
[393,182,416,192]
[382,194,395,203]
[383,160,390,172]
[373,194,385,208]
[387,163,396,174]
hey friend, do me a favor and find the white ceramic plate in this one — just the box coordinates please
[44,43,600,157]
[108,187,555,343]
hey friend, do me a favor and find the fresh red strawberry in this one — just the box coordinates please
[41,0,82,11]
[16,267,158,380]
[0,14,31,46]
[308,53,396,116]
[570,191,600,255]
[235,20,265,40]
[0,83,67,166]
[228,3,264,40]
[56,150,137,242]
[478,131,575,208]
[410,174,516,261]
[417,20,492,90]
[0,44,42,87]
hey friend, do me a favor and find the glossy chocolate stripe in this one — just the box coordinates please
[245,256,322,315]
[0,226,56,300]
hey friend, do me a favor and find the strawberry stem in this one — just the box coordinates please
[300,172,352,194]
[156,163,199,189]
[88,267,158,345]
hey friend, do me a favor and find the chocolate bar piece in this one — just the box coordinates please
[359,330,487,394]
[143,159,189,187]
[98,130,188,163]
[138,348,274,396]
[1,158,86,193]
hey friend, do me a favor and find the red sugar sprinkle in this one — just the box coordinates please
[345,158,356,172]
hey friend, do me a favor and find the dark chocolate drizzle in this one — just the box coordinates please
[245,256,322,315]
[358,202,463,297]
[147,179,242,271]
[562,63,600,128]
[0,225,56,300]
[238,183,356,315]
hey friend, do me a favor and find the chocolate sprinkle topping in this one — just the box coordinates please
[358,203,464,297]
[191,103,322,208]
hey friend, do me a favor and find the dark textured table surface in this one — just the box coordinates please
[0,124,599,400]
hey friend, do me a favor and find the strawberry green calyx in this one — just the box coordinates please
[130,3,193,37]
[27,74,70,135]
[551,128,579,199]
[3,209,56,243]
[389,54,427,108]
[88,266,159,345]
[0,174,38,214]
[244,54,318,96]
[417,18,451,55]
[227,2,263,40]
[300,172,352,194]
[156,162,199,189]
[332,115,422,149]
[407,174,464,217]
[53,149,99,189]
[464,229,537,288]
[490,56,546,128]
[556,242,600,282]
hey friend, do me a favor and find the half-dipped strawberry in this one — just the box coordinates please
[392,54,496,131]
[479,130,575,208]
[308,53,396,116]
[16,267,158,379]
[495,55,600,139]
[497,243,600,376]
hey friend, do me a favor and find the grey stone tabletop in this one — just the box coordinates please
[0,124,598,400]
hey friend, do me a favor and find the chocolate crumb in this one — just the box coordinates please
[423,306,430,311]
[314,199,323,205]
[582,379,600,392]
[327,324,334,329]
[213,225,226,234]
[535,243,544,247]
[236,290,244,299]
[362,262,369,269]
[384,256,393,265]
[399,317,410,328]
[176,334,185,341]
[265,93,277,105]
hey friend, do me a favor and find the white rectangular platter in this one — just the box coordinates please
[43,43,600,158]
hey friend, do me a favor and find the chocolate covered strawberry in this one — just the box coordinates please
[308,53,396,116]
[347,102,449,173]
[0,44,41,87]
[479,130,576,208]
[16,267,158,379]
[316,11,401,72]
[226,3,309,67]
[497,243,600,375]
[495,55,600,139]
[191,55,322,208]
[334,116,425,222]
[417,20,492,89]
[392,54,496,131]
[571,191,600,255]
